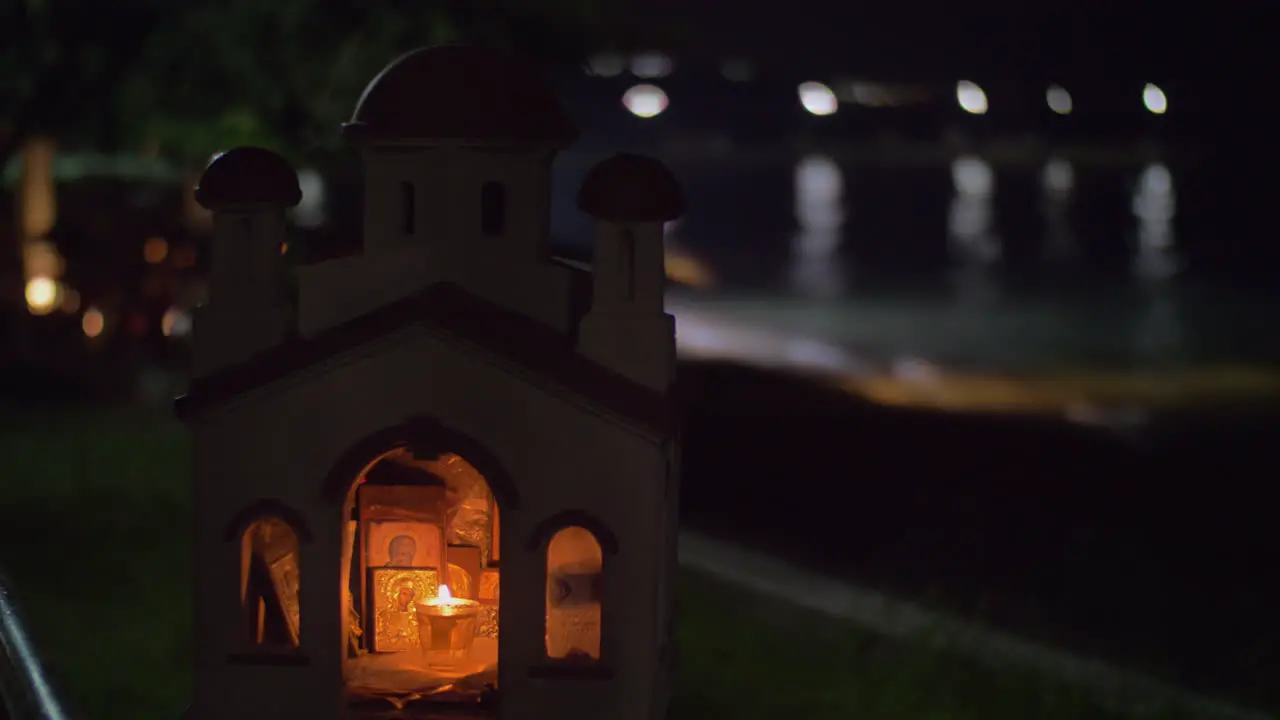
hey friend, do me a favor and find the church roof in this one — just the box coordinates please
[578,153,685,223]
[343,45,579,146]
[174,282,675,436]
[195,147,302,209]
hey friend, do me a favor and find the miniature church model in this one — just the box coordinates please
[175,45,684,720]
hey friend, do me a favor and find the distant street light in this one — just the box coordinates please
[1143,83,1168,114]
[1046,85,1073,115]
[797,82,838,116]
[24,276,58,315]
[956,81,988,115]
[623,84,668,118]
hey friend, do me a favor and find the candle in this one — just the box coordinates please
[415,584,480,668]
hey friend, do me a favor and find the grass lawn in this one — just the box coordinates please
[0,410,1204,720]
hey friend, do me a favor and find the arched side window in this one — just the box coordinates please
[401,181,416,236]
[546,526,604,660]
[480,182,507,237]
[528,511,619,665]
[225,500,310,656]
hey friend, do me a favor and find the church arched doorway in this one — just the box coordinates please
[326,420,514,713]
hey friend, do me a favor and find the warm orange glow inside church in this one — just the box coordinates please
[339,449,502,711]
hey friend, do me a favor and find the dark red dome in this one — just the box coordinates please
[195,147,301,209]
[578,153,685,223]
[344,45,578,146]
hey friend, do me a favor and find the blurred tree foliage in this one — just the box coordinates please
[1,0,669,169]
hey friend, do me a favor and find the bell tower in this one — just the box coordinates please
[191,148,300,377]
[295,45,582,334]
[575,154,685,392]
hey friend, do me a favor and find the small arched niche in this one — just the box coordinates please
[237,515,303,651]
[545,526,605,661]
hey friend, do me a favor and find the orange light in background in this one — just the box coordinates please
[143,237,169,264]
[664,252,714,289]
[281,242,289,256]
[82,307,105,338]
[23,239,64,279]
[24,276,59,315]
[18,138,57,240]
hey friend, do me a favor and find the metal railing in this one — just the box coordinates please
[0,574,71,720]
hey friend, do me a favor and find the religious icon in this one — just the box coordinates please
[446,564,474,599]
[267,552,301,647]
[479,569,500,603]
[446,545,482,599]
[476,569,500,640]
[477,605,499,640]
[370,568,439,652]
[366,521,444,570]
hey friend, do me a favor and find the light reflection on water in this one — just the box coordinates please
[651,154,1280,419]
[789,155,846,298]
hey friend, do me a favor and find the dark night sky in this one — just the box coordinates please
[664,1,1269,86]
[633,0,1277,136]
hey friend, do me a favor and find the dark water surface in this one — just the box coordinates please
[554,151,1280,388]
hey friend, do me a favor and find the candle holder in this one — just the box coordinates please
[415,586,481,669]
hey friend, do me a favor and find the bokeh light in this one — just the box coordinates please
[143,236,169,264]
[623,84,668,118]
[630,52,672,79]
[1042,158,1075,196]
[24,276,59,315]
[1143,83,1167,114]
[82,307,105,338]
[956,81,988,115]
[293,169,326,228]
[586,53,625,77]
[23,239,64,279]
[1046,85,1073,115]
[161,306,193,338]
[797,82,838,116]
